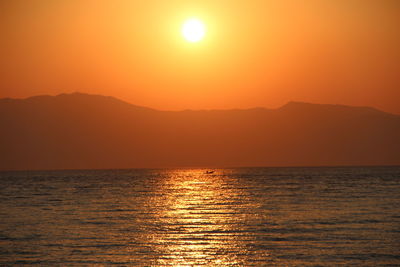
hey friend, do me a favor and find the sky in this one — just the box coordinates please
[1,0,399,114]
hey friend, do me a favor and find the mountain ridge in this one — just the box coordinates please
[1,92,397,116]
[1,92,399,170]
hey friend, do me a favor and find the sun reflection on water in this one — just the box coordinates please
[146,169,269,266]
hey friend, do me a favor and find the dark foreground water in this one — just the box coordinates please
[0,167,399,266]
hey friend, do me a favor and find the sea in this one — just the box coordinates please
[0,167,399,266]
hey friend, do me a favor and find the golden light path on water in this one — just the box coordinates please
[147,169,270,265]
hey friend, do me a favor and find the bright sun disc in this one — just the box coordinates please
[182,18,205,43]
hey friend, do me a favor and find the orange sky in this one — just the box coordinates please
[1,0,399,114]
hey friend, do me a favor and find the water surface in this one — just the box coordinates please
[0,167,399,266]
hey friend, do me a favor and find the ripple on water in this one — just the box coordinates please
[0,167,399,265]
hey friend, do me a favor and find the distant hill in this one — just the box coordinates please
[1,93,399,170]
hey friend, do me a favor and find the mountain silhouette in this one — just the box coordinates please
[1,93,399,170]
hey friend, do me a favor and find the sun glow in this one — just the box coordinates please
[182,18,206,43]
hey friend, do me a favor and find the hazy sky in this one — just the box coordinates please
[1,0,399,113]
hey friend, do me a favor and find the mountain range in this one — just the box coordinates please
[1,93,399,170]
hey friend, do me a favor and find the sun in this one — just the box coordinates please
[182,18,206,43]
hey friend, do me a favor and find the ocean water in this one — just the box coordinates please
[0,167,399,266]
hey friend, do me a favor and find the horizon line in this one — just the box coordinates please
[1,164,400,173]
